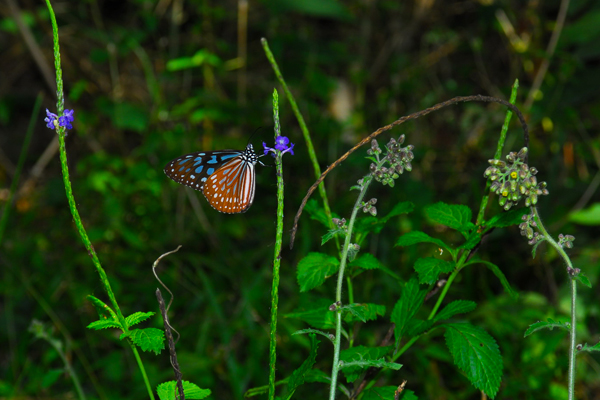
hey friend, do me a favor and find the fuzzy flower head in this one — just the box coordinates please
[45,109,75,131]
[263,135,294,157]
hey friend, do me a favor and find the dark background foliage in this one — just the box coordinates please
[1,0,599,398]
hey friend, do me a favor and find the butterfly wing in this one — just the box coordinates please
[164,150,242,191]
[202,155,256,214]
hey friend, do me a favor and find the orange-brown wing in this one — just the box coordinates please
[202,156,256,214]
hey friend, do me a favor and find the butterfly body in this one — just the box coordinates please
[164,144,258,213]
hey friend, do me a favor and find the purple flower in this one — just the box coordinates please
[59,109,75,130]
[263,135,294,157]
[44,109,58,129]
[45,109,74,130]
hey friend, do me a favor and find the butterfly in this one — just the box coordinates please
[164,144,259,214]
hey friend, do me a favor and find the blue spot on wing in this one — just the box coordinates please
[206,168,215,175]
[220,154,238,160]
[195,165,204,174]
[207,155,218,164]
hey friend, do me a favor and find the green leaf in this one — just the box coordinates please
[413,257,455,285]
[350,253,385,270]
[579,342,600,353]
[305,199,340,228]
[486,207,529,228]
[166,49,221,71]
[87,295,118,322]
[292,328,334,343]
[425,202,475,234]
[87,319,122,331]
[435,300,477,322]
[405,319,434,337]
[531,239,544,259]
[342,303,386,323]
[285,305,335,329]
[391,278,427,342]
[363,387,418,400]
[122,328,165,355]
[339,345,396,382]
[382,201,415,222]
[524,319,570,337]
[297,252,340,292]
[321,227,345,245]
[575,272,592,288]
[444,323,502,398]
[569,203,600,225]
[126,311,155,327]
[41,369,64,389]
[285,334,321,400]
[458,232,480,251]
[395,231,449,251]
[156,380,211,400]
[468,259,518,299]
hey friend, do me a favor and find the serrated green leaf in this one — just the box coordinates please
[126,311,155,327]
[435,300,477,322]
[395,231,449,251]
[87,319,122,331]
[292,328,334,343]
[285,306,335,329]
[391,278,427,342]
[486,207,529,228]
[363,387,418,400]
[444,323,502,398]
[468,259,518,299]
[297,252,340,292]
[342,303,386,324]
[339,345,396,382]
[350,253,385,270]
[156,380,211,400]
[321,227,346,245]
[87,295,118,322]
[413,257,455,285]
[425,202,475,234]
[123,328,165,355]
[579,342,600,353]
[524,319,570,337]
[575,272,592,288]
[285,334,320,399]
[382,201,415,222]
[405,319,434,337]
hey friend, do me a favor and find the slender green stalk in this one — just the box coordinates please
[44,2,154,398]
[476,79,519,225]
[530,206,577,399]
[268,89,284,400]
[0,93,42,245]
[261,38,339,249]
[329,175,373,400]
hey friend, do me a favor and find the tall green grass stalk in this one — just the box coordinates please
[268,88,284,400]
[261,38,339,249]
[44,1,154,398]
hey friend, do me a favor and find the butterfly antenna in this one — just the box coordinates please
[248,127,263,146]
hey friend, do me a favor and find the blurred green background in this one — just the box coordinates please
[1,0,600,398]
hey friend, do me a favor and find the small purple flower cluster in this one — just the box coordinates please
[263,135,294,157]
[45,109,75,130]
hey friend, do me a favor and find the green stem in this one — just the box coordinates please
[476,79,519,225]
[530,206,577,399]
[44,1,154,398]
[0,93,42,245]
[261,38,339,249]
[130,343,155,399]
[268,89,284,400]
[329,175,373,400]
